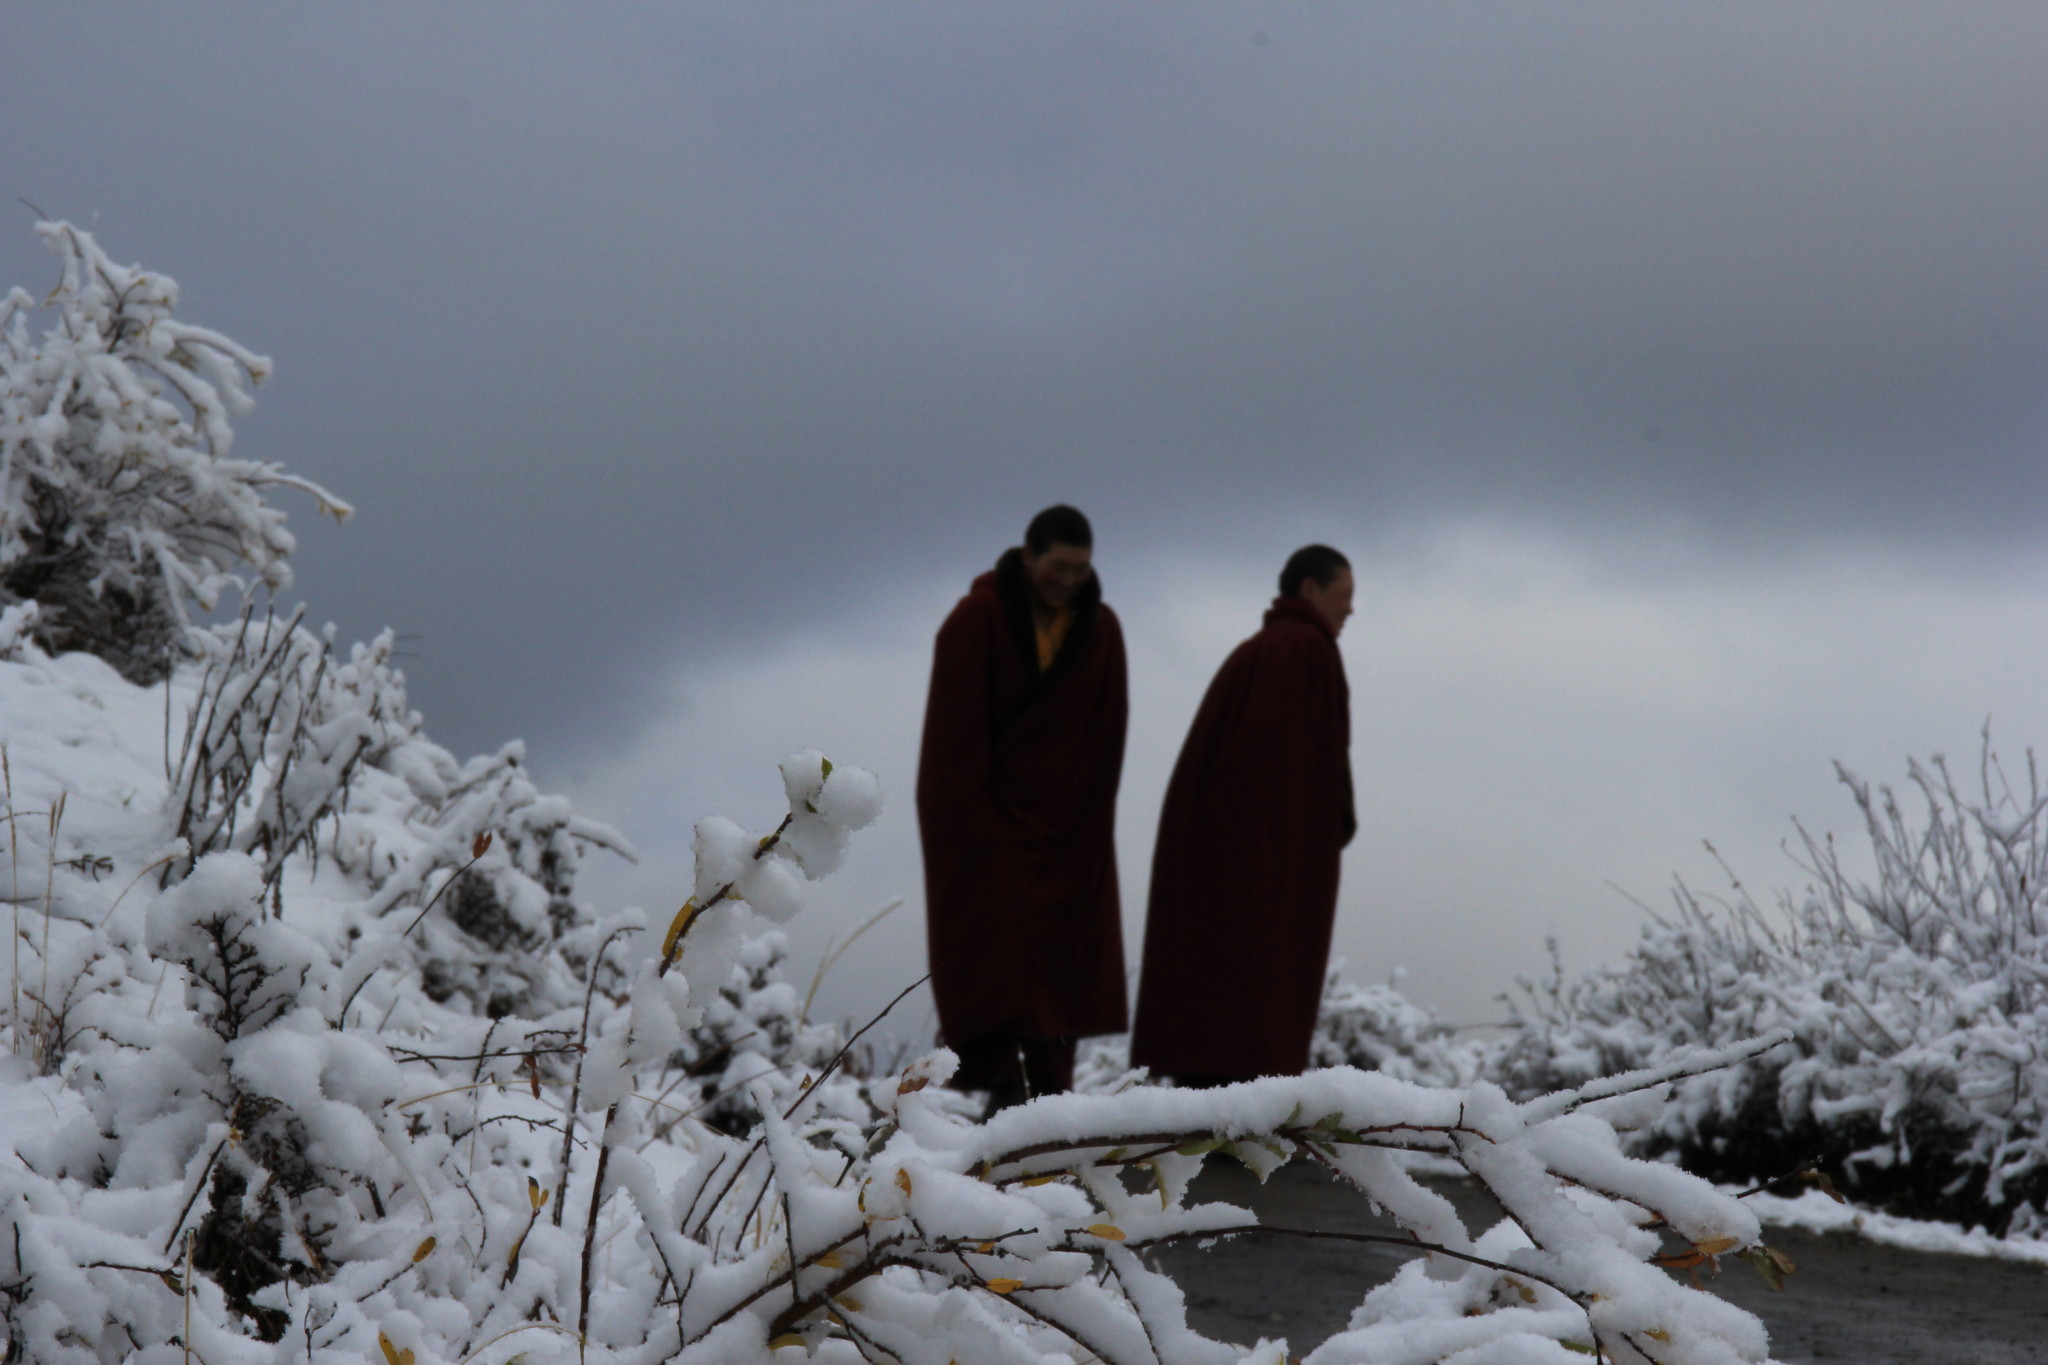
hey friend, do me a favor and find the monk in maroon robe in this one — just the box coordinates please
[918,505,1128,1109]
[1130,545,1356,1084]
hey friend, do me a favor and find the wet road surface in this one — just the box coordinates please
[1154,1162,2048,1363]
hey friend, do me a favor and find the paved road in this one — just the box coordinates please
[1155,1162,2048,1363]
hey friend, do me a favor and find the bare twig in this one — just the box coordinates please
[576,1103,619,1347]
[801,898,902,1024]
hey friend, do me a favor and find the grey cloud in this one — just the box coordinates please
[3,3,2042,762]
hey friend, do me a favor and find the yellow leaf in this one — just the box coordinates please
[816,1250,845,1269]
[895,1169,913,1197]
[412,1236,436,1263]
[1021,1174,1060,1187]
[976,1241,995,1253]
[984,1277,1024,1294]
[834,1294,864,1312]
[661,901,699,962]
[1509,1280,1535,1303]
[768,1334,805,1351]
[1645,1328,1671,1342]
[377,1333,413,1365]
[1695,1236,1739,1256]
[506,1233,526,1268]
[1085,1224,1126,1242]
[528,1177,547,1210]
[1652,1250,1706,1270]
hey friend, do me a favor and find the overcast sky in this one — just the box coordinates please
[5,4,2046,1031]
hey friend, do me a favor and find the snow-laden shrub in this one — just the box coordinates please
[0,653,894,1362]
[1309,966,1496,1088]
[0,221,347,683]
[1499,740,2048,1235]
[670,929,851,1138]
[0,637,1795,1363]
[154,600,634,1021]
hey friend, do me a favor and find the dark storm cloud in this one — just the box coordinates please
[3,3,2043,761]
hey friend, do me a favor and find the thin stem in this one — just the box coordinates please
[576,1103,618,1346]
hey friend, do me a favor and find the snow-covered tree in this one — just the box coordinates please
[0,220,347,683]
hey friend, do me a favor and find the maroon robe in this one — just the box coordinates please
[1129,596,1354,1081]
[918,550,1129,1080]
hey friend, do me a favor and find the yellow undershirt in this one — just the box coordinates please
[1035,608,1074,671]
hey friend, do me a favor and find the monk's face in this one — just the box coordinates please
[1299,567,1355,637]
[1021,541,1093,612]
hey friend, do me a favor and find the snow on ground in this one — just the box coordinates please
[1738,1187,2048,1267]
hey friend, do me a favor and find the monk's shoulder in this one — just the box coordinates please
[938,574,1003,639]
[1238,618,1342,682]
[1091,600,1126,646]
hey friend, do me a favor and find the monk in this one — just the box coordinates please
[1130,544,1356,1085]
[917,505,1129,1111]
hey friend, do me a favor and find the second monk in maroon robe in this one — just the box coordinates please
[918,507,1129,1102]
[1131,547,1356,1082]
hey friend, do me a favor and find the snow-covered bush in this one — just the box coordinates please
[1309,966,1496,1088]
[0,642,890,1361]
[1499,740,2048,1236]
[0,221,346,682]
[672,928,849,1137]
[0,628,1801,1364]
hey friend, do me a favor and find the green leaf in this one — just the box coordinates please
[1311,1111,1362,1139]
[821,758,834,778]
[1736,1242,1796,1292]
[1176,1137,1226,1156]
